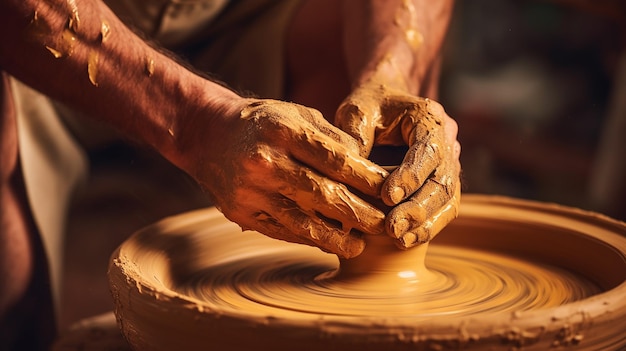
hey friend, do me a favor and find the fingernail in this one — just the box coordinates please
[400,232,417,248]
[390,187,405,204]
[339,234,364,259]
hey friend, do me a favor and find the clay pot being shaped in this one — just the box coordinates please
[108,195,626,350]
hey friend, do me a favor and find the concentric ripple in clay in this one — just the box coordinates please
[172,242,599,319]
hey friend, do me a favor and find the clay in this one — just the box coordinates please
[335,80,460,248]
[87,51,98,86]
[67,0,80,33]
[100,21,110,43]
[109,195,626,351]
[199,99,389,259]
[27,11,76,59]
[144,57,154,77]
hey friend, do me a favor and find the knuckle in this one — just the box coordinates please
[337,101,360,118]
[446,115,459,133]
[241,144,277,172]
[423,142,443,165]
[425,99,445,116]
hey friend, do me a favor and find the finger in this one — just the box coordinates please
[243,101,389,198]
[295,104,363,154]
[334,95,378,156]
[395,184,460,249]
[385,149,460,245]
[269,200,367,259]
[443,112,458,146]
[277,165,386,236]
[246,147,386,235]
[242,100,363,155]
[287,118,389,198]
[442,111,461,161]
[380,139,441,206]
[380,101,448,206]
[385,178,448,241]
[234,195,367,259]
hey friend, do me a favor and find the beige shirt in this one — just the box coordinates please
[102,0,301,98]
[104,0,229,47]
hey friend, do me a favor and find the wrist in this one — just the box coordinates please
[343,9,418,94]
[354,54,414,93]
[164,79,246,176]
[342,0,454,97]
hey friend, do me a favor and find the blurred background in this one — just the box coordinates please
[58,0,626,331]
[442,0,625,219]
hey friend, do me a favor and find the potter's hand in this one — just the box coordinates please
[335,81,461,249]
[188,99,389,259]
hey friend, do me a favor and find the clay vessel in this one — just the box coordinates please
[108,194,626,350]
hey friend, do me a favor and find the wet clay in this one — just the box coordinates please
[109,195,626,351]
[100,21,110,43]
[144,56,155,77]
[197,99,389,259]
[87,50,98,86]
[27,10,78,59]
[334,79,461,249]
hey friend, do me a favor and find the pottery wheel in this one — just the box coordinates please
[109,195,626,351]
[171,241,598,319]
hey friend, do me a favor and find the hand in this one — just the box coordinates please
[335,80,461,249]
[182,98,390,258]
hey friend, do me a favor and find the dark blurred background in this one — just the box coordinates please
[441,0,625,219]
[58,0,626,331]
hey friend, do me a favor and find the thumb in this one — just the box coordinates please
[335,98,378,157]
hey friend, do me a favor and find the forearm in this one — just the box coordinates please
[341,0,454,95]
[0,0,240,165]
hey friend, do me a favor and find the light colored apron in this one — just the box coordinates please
[12,78,88,319]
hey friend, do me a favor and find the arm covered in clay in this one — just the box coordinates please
[335,0,461,248]
[0,0,388,258]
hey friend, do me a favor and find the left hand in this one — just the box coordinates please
[335,79,461,249]
[178,98,389,259]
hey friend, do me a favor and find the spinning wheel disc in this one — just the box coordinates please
[109,195,626,351]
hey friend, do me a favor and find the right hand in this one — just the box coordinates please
[335,81,461,249]
[181,98,390,259]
